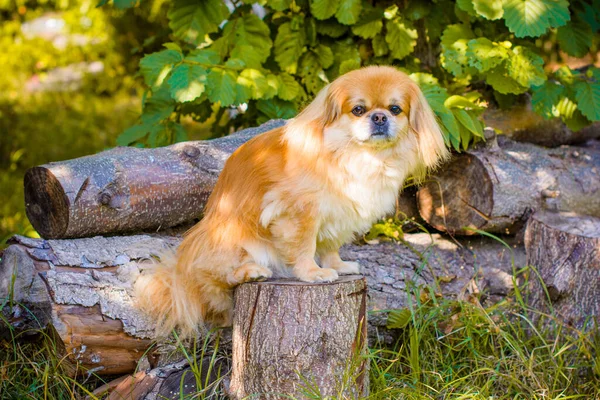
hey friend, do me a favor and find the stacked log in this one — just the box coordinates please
[0,232,523,376]
[23,120,285,239]
[483,101,600,147]
[417,135,600,235]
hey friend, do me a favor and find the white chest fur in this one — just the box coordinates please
[317,148,410,245]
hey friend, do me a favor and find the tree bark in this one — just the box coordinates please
[524,211,600,331]
[0,232,524,376]
[417,137,600,235]
[483,102,600,147]
[24,120,285,239]
[227,276,369,399]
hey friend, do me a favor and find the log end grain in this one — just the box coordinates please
[24,166,69,239]
[417,153,493,235]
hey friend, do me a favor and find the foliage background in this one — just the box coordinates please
[114,0,600,153]
[1,0,600,244]
[0,2,600,398]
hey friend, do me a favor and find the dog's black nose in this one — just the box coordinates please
[371,113,387,126]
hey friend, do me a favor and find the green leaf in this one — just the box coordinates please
[574,80,600,121]
[454,108,484,138]
[507,46,546,88]
[531,81,564,119]
[456,0,476,15]
[172,123,188,143]
[225,58,246,69]
[409,73,440,87]
[385,19,417,60]
[114,0,136,9]
[557,19,593,58]
[257,98,297,120]
[466,38,509,72]
[335,0,362,25]
[418,83,459,148]
[139,49,183,89]
[486,65,528,94]
[441,24,475,77]
[212,14,273,68]
[445,95,483,110]
[555,96,578,118]
[563,109,591,131]
[167,64,206,103]
[473,0,503,20]
[117,124,154,146]
[372,35,389,56]
[163,42,182,52]
[206,68,238,106]
[310,0,340,20]
[270,0,291,11]
[502,0,570,38]
[313,44,334,68]
[300,52,329,94]
[339,59,361,74]
[141,86,175,124]
[237,69,272,100]
[351,8,384,38]
[328,39,362,78]
[387,308,412,329]
[168,0,230,45]
[316,19,349,38]
[277,73,302,101]
[185,49,221,65]
[275,22,307,74]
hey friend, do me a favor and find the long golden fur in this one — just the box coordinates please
[135,66,449,337]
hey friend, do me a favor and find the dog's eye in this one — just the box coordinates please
[389,105,402,115]
[352,105,366,117]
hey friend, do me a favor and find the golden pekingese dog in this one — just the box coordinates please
[135,66,449,336]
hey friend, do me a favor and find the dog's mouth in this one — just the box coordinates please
[369,126,393,141]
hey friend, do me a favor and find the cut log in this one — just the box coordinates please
[227,276,369,399]
[417,136,600,235]
[93,357,226,400]
[24,120,285,239]
[484,102,600,147]
[0,232,524,375]
[524,211,600,330]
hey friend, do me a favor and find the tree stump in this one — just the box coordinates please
[227,276,369,399]
[525,211,600,330]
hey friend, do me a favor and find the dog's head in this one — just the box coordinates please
[287,66,449,177]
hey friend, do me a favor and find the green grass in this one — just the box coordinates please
[1,267,599,399]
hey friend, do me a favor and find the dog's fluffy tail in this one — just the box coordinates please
[134,234,233,338]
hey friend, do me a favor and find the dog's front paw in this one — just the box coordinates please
[296,267,339,283]
[228,263,273,285]
[333,261,361,275]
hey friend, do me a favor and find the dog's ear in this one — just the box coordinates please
[284,83,342,155]
[294,83,341,128]
[408,84,450,180]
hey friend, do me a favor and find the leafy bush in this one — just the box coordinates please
[108,0,600,151]
[0,0,164,244]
